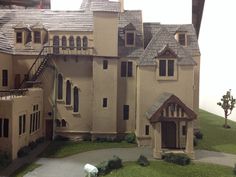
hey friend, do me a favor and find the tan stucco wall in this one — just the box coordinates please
[136,64,195,145]
[0,88,43,160]
[0,52,13,90]
[93,12,118,57]
[92,57,118,136]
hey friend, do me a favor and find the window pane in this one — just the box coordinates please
[126,32,134,45]
[103,98,108,108]
[62,36,67,50]
[34,31,41,43]
[33,113,35,132]
[58,74,63,100]
[69,36,75,50]
[127,62,133,77]
[53,36,59,54]
[36,112,38,130]
[103,60,108,70]
[83,36,88,49]
[179,34,186,46]
[23,115,26,133]
[19,116,22,135]
[0,119,2,137]
[123,105,129,120]
[168,60,174,76]
[2,70,8,86]
[76,36,81,50]
[30,114,32,133]
[73,87,79,112]
[16,32,22,43]
[66,80,71,105]
[121,62,127,77]
[159,60,166,76]
[145,125,149,135]
[38,111,41,129]
[4,119,9,138]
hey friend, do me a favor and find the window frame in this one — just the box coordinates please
[157,59,177,80]
[125,31,135,47]
[2,69,8,87]
[103,98,108,108]
[145,125,150,136]
[62,36,67,50]
[103,60,108,70]
[178,33,187,46]
[16,31,23,43]
[123,105,129,120]
[69,36,75,50]
[83,36,88,50]
[121,61,133,77]
[34,31,41,44]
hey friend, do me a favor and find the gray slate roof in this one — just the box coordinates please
[140,23,198,66]
[146,92,173,120]
[80,0,120,12]
[118,10,144,58]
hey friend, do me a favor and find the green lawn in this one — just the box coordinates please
[11,163,41,177]
[104,161,235,177]
[196,109,236,154]
[41,141,136,158]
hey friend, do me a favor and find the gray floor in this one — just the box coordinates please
[24,147,236,177]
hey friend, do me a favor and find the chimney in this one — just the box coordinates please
[119,0,124,12]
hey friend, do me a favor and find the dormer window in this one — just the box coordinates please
[16,32,23,43]
[34,31,41,44]
[125,31,135,47]
[178,33,187,46]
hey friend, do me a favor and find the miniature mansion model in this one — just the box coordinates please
[0,0,200,160]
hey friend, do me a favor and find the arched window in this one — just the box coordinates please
[62,36,67,50]
[76,36,81,50]
[69,36,75,50]
[73,87,79,113]
[61,119,67,127]
[83,36,88,50]
[55,119,61,127]
[53,35,59,54]
[66,80,71,105]
[58,74,63,100]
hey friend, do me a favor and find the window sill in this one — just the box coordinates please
[57,99,65,104]
[157,76,177,81]
[72,112,81,117]
[65,105,73,110]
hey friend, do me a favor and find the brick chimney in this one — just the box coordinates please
[119,0,124,12]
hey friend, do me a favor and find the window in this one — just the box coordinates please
[182,125,187,136]
[83,36,88,49]
[123,105,129,120]
[103,60,108,70]
[30,114,32,133]
[62,36,67,50]
[69,36,75,50]
[66,80,71,105]
[34,31,41,43]
[103,98,108,108]
[62,119,66,127]
[0,118,8,138]
[145,125,149,135]
[53,35,60,54]
[55,119,61,127]
[179,34,186,46]
[76,36,81,50]
[16,32,22,43]
[58,74,63,100]
[125,31,135,46]
[19,114,26,135]
[2,70,8,87]
[73,87,79,113]
[121,61,133,77]
[19,116,22,135]
[159,60,175,77]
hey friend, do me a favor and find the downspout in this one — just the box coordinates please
[52,65,58,140]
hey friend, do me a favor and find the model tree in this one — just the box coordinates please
[217,89,235,128]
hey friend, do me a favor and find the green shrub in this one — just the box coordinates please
[163,153,191,166]
[97,156,123,176]
[125,133,136,144]
[137,155,150,167]
[0,151,11,169]
[17,146,30,158]
[234,164,236,175]
[194,131,203,139]
[28,141,37,150]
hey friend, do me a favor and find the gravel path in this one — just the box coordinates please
[24,148,236,177]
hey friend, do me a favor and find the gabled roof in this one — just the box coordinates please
[80,0,120,12]
[157,44,178,58]
[31,22,46,30]
[146,93,197,123]
[124,23,136,31]
[139,26,196,66]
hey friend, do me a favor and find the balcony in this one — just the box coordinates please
[0,89,28,100]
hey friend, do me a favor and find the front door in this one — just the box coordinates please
[161,121,176,149]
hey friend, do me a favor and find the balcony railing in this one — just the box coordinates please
[0,89,28,100]
[44,46,95,56]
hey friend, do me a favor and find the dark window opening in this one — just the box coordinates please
[168,60,174,76]
[145,125,149,135]
[121,62,127,77]
[38,111,41,129]
[103,60,108,70]
[23,115,26,133]
[123,105,129,120]
[73,87,79,113]
[55,119,61,127]
[62,119,66,127]
[33,113,36,132]
[76,36,81,50]
[19,116,22,135]
[30,114,32,133]
[179,34,186,46]
[3,119,9,138]
[34,31,41,43]
[103,98,108,108]
[83,36,88,49]
[2,70,8,87]
[127,62,133,77]
[159,60,166,76]
[126,32,135,46]
[69,36,75,50]
[58,74,63,100]
[53,36,59,54]
[0,119,2,137]
[62,36,67,50]
[16,32,22,43]
[182,125,187,136]
[66,80,71,105]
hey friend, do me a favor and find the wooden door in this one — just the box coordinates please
[161,121,176,149]
[45,119,53,140]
